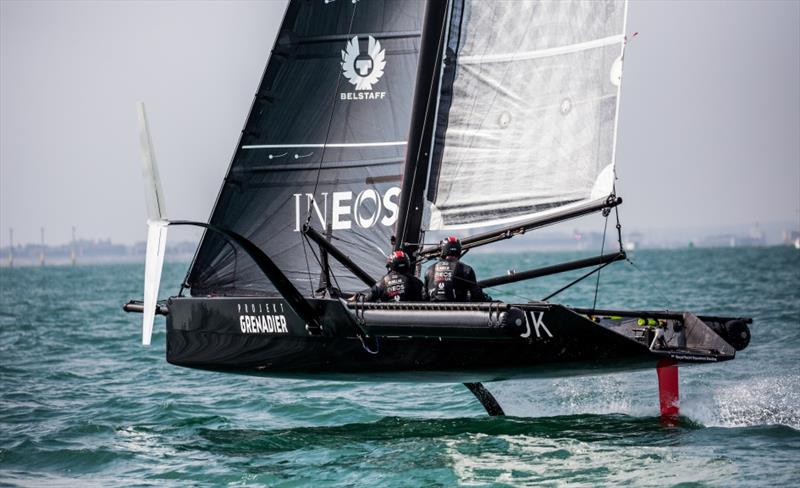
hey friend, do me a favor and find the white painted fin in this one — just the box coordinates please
[142,220,168,345]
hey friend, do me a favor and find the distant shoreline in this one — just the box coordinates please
[2,245,796,269]
[0,254,194,268]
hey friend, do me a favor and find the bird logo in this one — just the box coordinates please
[341,35,385,91]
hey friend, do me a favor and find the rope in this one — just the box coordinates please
[301,3,357,297]
[358,334,380,354]
[482,285,537,305]
[625,257,674,308]
[542,259,616,302]
[448,269,536,304]
[304,233,344,295]
[614,204,623,251]
[593,214,610,309]
[299,232,315,298]
[608,200,673,307]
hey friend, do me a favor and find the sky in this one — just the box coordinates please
[1,0,798,246]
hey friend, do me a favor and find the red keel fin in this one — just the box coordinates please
[656,359,679,418]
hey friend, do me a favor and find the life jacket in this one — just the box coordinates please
[369,270,424,302]
[424,259,486,302]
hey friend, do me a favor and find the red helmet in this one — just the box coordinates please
[386,250,410,271]
[440,236,462,259]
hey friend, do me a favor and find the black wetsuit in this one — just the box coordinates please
[365,270,424,302]
[424,259,489,302]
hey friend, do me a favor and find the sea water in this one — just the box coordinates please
[1,248,798,486]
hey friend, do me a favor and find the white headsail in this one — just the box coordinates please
[137,101,168,346]
[425,0,628,230]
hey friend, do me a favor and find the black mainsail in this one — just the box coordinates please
[186,0,425,297]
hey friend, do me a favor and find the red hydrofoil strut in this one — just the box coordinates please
[656,359,679,417]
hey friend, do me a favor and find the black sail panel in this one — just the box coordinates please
[188,0,424,297]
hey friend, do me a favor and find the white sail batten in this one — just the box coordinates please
[457,34,625,65]
[425,0,628,230]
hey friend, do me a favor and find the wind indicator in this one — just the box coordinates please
[137,101,168,346]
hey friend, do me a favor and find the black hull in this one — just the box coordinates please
[162,297,746,383]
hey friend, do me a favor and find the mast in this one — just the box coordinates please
[394,0,449,257]
[7,228,13,268]
[70,226,77,266]
[39,227,45,267]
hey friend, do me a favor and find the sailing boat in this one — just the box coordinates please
[125,0,751,417]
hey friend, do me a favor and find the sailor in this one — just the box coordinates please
[424,236,491,302]
[363,250,424,302]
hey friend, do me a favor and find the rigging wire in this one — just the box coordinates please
[306,4,359,225]
[298,3,357,296]
[303,234,328,290]
[329,233,387,257]
[612,201,674,308]
[450,273,536,304]
[540,193,626,306]
[613,201,624,251]
[624,257,674,308]
[299,233,316,298]
[592,214,610,309]
[304,233,345,295]
[327,258,344,293]
[482,285,537,305]
[542,259,616,302]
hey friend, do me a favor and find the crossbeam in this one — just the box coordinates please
[418,197,623,260]
[478,251,626,288]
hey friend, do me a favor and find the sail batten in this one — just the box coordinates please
[242,141,406,149]
[458,34,624,65]
[295,30,421,45]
